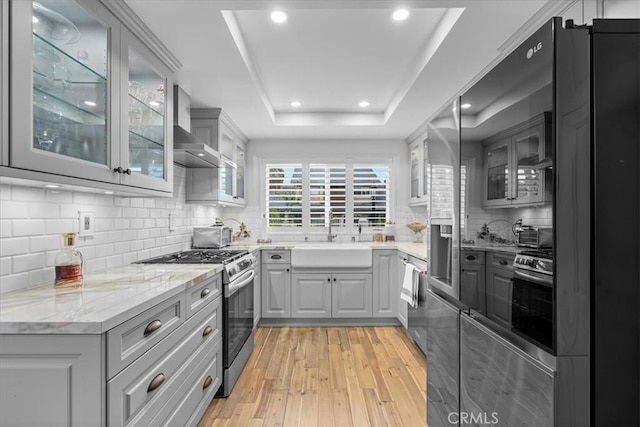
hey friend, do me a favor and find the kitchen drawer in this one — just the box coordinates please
[107,296,221,426]
[461,250,485,265]
[186,273,222,318]
[107,292,185,379]
[487,252,515,271]
[262,249,290,264]
[149,339,222,427]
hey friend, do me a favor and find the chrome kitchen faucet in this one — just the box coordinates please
[328,208,337,242]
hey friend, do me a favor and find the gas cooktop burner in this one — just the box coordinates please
[137,249,249,264]
[518,249,553,260]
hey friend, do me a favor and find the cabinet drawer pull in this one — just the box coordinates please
[203,375,213,390]
[143,319,162,337]
[466,255,476,261]
[147,373,165,392]
[203,326,213,337]
[200,288,210,298]
[499,260,508,266]
[271,254,282,260]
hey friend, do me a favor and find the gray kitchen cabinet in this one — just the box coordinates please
[332,273,373,318]
[291,273,332,317]
[397,252,409,328]
[4,0,177,196]
[261,250,291,318]
[252,249,262,327]
[186,109,247,207]
[0,272,223,427]
[373,249,398,317]
[485,252,515,329]
[1,0,7,167]
[483,113,552,208]
[460,250,486,314]
[0,334,105,427]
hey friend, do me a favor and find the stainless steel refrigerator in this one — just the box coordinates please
[425,17,640,427]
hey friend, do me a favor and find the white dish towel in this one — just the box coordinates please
[400,262,418,307]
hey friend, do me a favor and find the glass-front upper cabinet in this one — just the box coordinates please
[120,27,172,192]
[9,0,174,194]
[484,139,511,207]
[10,0,119,183]
[235,144,245,201]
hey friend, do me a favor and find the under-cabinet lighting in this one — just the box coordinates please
[290,101,301,108]
[149,101,160,107]
[32,16,39,24]
[359,100,370,108]
[197,153,205,157]
[271,11,287,23]
[392,9,409,21]
[461,103,472,109]
[104,191,115,195]
[84,101,97,107]
[45,184,60,189]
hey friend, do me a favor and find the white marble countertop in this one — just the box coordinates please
[230,240,428,261]
[0,264,223,335]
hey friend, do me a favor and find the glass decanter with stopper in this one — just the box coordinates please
[54,233,83,287]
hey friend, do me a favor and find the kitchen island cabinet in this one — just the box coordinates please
[3,0,178,196]
[0,265,223,427]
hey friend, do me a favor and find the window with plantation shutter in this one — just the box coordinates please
[353,165,389,227]
[265,161,391,231]
[266,165,303,227]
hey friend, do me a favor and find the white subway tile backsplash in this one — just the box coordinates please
[0,221,11,238]
[0,237,29,257]
[1,164,222,293]
[12,253,46,273]
[0,272,29,294]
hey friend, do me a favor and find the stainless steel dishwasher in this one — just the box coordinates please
[405,255,428,356]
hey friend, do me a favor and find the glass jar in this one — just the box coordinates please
[54,233,83,287]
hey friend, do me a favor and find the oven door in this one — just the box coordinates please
[512,269,554,353]
[224,269,255,368]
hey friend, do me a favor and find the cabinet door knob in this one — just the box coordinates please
[147,373,165,392]
[202,325,213,337]
[286,268,290,272]
[333,278,336,282]
[499,260,508,266]
[113,166,123,174]
[327,278,331,282]
[203,375,213,390]
[200,288,210,298]
[124,168,132,175]
[143,319,162,337]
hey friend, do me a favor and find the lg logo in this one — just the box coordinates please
[526,42,543,59]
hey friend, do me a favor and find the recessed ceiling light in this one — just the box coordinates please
[84,100,97,107]
[44,184,60,189]
[359,100,370,108]
[461,103,472,109]
[392,9,410,21]
[290,101,301,108]
[270,11,287,23]
[32,16,39,24]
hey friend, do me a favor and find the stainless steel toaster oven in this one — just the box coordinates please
[192,226,232,248]
[517,227,552,248]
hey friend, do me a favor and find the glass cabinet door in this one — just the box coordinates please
[235,144,245,201]
[220,157,235,199]
[120,28,172,192]
[10,0,119,182]
[512,125,543,204]
[484,140,511,206]
[410,142,420,200]
[422,140,429,199]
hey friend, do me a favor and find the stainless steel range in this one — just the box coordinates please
[138,248,257,397]
[512,249,554,353]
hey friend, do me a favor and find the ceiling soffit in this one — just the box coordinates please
[222,7,464,127]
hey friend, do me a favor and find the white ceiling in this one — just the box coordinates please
[124,0,575,142]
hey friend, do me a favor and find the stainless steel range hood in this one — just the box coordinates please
[173,86,219,168]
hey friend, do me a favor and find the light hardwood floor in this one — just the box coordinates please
[199,326,427,427]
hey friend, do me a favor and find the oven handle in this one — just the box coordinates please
[227,269,255,297]
[513,270,552,287]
